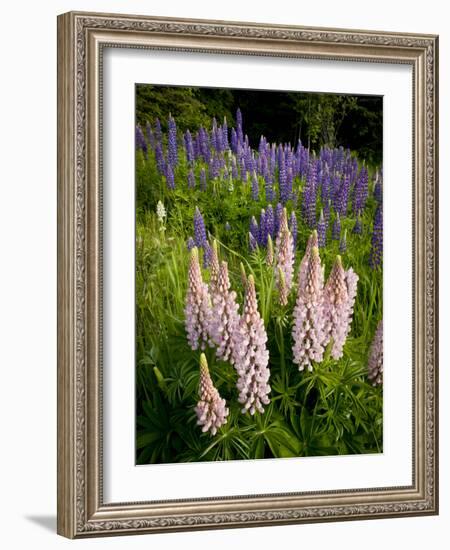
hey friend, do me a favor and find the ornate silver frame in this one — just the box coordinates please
[57,11,439,538]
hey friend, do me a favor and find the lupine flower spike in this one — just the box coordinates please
[332,213,341,241]
[339,229,347,254]
[266,235,274,266]
[156,200,166,223]
[184,247,212,350]
[209,239,220,294]
[368,320,383,386]
[292,246,325,371]
[210,261,240,363]
[233,275,271,414]
[322,255,349,359]
[277,267,289,306]
[298,230,319,291]
[317,209,326,248]
[322,256,359,359]
[195,353,229,436]
[275,208,294,304]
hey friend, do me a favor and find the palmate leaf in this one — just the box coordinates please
[136,391,193,464]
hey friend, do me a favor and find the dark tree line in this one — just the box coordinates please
[136,85,382,165]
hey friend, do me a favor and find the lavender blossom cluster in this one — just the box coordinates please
[195,353,229,436]
[233,275,271,414]
[368,320,383,386]
[292,233,359,371]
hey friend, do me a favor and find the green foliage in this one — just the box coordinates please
[136,86,382,163]
[135,135,383,464]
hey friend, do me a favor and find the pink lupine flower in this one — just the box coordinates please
[195,353,229,436]
[292,246,325,371]
[210,261,240,363]
[322,257,359,359]
[233,275,271,414]
[275,208,294,303]
[184,247,212,350]
[298,230,319,291]
[209,239,220,294]
[368,320,383,386]
[322,255,349,359]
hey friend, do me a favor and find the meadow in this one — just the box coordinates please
[135,94,383,464]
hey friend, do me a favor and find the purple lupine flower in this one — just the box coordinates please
[211,118,218,151]
[185,247,212,350]
[209,153,220,179]
[274,203,284,237]
[249,232,258,253]
[135,125,147,157]
[225,221,231,232]
[167,114,178,167]
[278,156,289,204]
[230,128,238,153]
[368,320,383,386]
[292,246,325,371]
[186,237,196,251]
[275,208,294,304]
[249,216,259,241]
[374,169,383,204]
[233,275,271,414]
[222,117,229,150]
[353,216,362,235]
[210,261,240,363]
[335,171,351,217]
[258,209,267,246]
[369,205,383,269]
[339,229,347,254]
[353,166,369,214]
[265,170,275,204]
[165,164,175,190]
[194,207,207,248]
[155,142,165,174]
[184,130,195,163]
[198,126,210,163]
[303,161,318,228]
[251,170,259,201]
[265,204,275,239]
[332,213,341,241]
[188,168,196,189]
[195,353,229,436]
[236,107,244,146]
[231,156,238,180]
[317,209,327,248]
[202,241,212,269]
[289,211,298,249]
[200,168,207,191]
[321,172,331,205]
[145,121,155,149]
[154,118,162,142]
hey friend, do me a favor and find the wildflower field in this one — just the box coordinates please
[135,86,383,464]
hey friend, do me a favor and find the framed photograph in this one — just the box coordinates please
[57,11,439,538]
